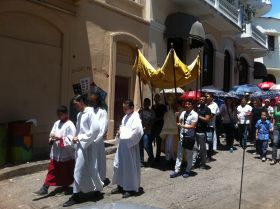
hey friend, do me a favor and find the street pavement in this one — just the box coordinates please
[1,140,280,209]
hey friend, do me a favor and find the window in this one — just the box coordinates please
[268,35,275,51]
[202,39,214,86]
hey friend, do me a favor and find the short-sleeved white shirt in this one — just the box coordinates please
[179,110,198,137]
[237,105,252,124]
[207,102,219,127]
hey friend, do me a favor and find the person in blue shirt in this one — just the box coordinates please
[255,111,273,162]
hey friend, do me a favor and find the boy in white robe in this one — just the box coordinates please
[111,99,144,198]
[33,106,76,195]
[63,95,103,207]
[90,90,108,184]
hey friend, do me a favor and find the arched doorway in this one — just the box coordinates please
[239,57,248,85]
[223,50,231,91]
[114,42,136,134]
[202,39,214,86]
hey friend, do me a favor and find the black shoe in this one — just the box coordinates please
[103,178,111,187]
[63,187,73,195]
[63,197,76,207]
[147,157,154,162]
[122,191,133,198]
[32,187,48,196]
[154,157,160,162]
[111,185,123,194]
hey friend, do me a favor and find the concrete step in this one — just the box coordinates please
[0,140,117,181]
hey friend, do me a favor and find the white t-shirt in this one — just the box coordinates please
[207,102,219,127]
[179,110,198,137]
[237,105,252,124]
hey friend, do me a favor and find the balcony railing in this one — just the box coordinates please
[204,0,241,28]
[242,23,267,48]
[252,25,267,48]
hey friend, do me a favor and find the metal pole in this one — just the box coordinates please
[135,46,143,108]
[151,85,154,107]
[195,51,201,108]
[139,72,143,109]
[200,50,203,93]
[171,43,178,96]
[239,146,246,209]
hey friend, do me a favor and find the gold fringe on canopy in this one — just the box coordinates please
[133,49,200,88]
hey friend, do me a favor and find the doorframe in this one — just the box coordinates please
[108,32,143,139]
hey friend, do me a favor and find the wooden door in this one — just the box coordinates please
[114,76,130,135]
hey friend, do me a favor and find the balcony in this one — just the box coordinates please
[251,24,267,48]
[171,0,242,32]
[237,23,268,57]
[246,0,272,17]
[203,0,241,28]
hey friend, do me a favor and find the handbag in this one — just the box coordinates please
[181,111,195,150]
[182,134,195,150]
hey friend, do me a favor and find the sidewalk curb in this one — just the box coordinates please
[0,142,117,181]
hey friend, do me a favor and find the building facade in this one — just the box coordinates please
[254,17,280,84]
[0,0,271,157]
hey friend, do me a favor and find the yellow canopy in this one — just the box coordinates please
[133,49,200,88]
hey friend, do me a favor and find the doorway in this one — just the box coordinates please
[113,76,130,134]
[223,50,231,91]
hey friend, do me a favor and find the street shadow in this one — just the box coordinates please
[246,149,257,154]
[197,164,211,170]
[189,171,198,177]
[148,157,175,171]
[32,186,73,201]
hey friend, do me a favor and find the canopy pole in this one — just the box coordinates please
[200,51,203,93]
[151,85,154,107]
[135,46,143,120]
[239,145,246,209]
[195,51,201,107]
[139,72,143,108]
[171,43,178,97]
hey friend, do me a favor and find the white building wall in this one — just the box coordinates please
[254,17,280,83]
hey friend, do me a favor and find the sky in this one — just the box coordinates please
[264,0,280,18]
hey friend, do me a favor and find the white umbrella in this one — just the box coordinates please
[159,88,184,94]
[270,84,280,91]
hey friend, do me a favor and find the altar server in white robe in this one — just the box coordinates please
[90,90,108,183]
[63,94,103,207]
[33,105,76,196]
[111,99,144,198]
